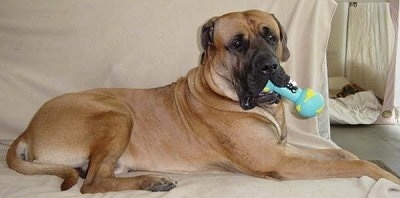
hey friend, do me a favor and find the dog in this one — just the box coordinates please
[7,10,400,193]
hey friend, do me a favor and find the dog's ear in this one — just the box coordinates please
[200,17,217,64]
[272,14,290,62]
[201,17,217,51]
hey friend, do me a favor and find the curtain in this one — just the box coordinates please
[389,0,400,123]
[345,2,396,123]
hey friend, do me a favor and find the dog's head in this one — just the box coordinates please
[201,10,290,110]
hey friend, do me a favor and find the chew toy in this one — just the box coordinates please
[262,80,324,118]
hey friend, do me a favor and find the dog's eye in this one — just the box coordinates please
[228,34,248,52]
[262,27,278,45]
[232,39,243,49]
[265,34,277,43]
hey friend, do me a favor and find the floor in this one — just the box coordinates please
[331,124,400,175]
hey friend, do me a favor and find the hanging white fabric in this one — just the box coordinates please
[345,2,396,123]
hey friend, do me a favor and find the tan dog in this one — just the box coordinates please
[7,10,400,193]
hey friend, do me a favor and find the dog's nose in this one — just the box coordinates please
[260,61,278,74]
[257,57,279,75]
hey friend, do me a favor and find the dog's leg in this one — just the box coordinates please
[80,113,176,193]
[265,152,400,184]
[286,147,359,161]
[234,145,399,184]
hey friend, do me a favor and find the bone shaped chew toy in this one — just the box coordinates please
[262,79,324,118]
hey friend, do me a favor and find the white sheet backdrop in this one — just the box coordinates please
[0,0,334,139]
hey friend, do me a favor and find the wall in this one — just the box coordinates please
[327,2,348,77]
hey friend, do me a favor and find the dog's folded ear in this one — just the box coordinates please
[200,17,218,64]
[272,14,290,62]
[201,17,217,51]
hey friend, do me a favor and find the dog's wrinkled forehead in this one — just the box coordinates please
[213,11,281,46]
[201,10,289,62]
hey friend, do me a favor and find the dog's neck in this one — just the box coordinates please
[207,62,239,103]
[185,63,241,112]
[184,61,287,144]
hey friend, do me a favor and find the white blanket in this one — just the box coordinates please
[1,140,399,198]
[328,77,382,124]
[330,91,382,125]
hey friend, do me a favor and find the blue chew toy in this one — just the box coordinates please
[262,80,324,118]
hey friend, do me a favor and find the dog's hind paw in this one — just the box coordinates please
[140,175,177,192]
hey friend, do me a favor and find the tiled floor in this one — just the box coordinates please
[331,124,400,175]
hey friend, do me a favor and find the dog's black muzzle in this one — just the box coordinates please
[237,37,290,110]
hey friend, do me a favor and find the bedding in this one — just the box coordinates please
[328,77,382,124]
[1,139,400,198]
[329,91,382,124]
[1,0,400,197]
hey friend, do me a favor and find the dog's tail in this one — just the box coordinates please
[6,134,79,190]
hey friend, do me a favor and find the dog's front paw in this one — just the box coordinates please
[140,175,177,192]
